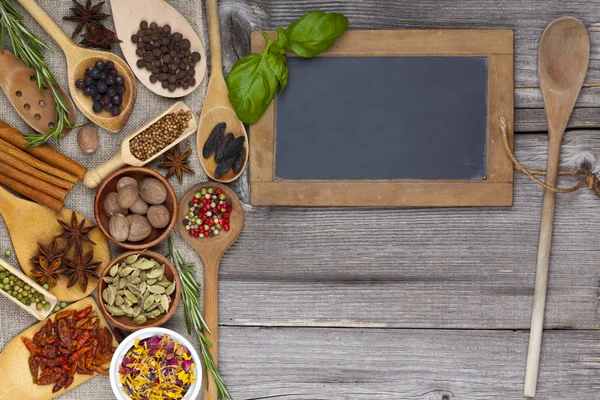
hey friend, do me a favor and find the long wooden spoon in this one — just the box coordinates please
[197,0,248,183]
[15,0,136,132]
[83,102,197,188]
[110,0,207,98]
[0,297,117,400]
[0,184,111,302]
[524,17,590,398]
[0,50,77,134]
[177,183,243,400]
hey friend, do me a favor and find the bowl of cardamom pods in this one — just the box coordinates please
[98,251,181,331]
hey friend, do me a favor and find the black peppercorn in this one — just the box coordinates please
[150,75,158,83]
[163,24,171,34]
[144,43,153,51]
[136,48,144,57]
[131,34,139,43]
[172,32,182,42]
[140,21,148,29]
[191,52,201,62]
[136,59,145,68]
[161,81,168,89]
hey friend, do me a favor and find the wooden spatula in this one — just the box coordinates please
[83,102,197,188]
[0,50,76,134]
[196,0,248,183]
[110,0,207,98]
[177,183,243,400]
[15,0,136,133]
[0,297,117,400]
[0,184,111,302]
[524,17,590,398]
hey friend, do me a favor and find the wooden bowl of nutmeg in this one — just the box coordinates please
[94,167,178,250]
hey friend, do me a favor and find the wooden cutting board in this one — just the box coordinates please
[0,297,118,400]
[0,185,111,302]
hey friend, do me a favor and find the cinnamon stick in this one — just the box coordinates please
[0,127,87,180]
[0,151,74,190]
[0,138,79,183]
[0,173,62,212]
[0,163,67,201]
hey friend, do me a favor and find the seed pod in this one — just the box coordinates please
[214,153,237,179]
[218,136,245,163]
[214,133,234,163]
[233,147,247,174]
[105,305,125,316]
[165,282,176,295]
[114,295,125,307]
[160,294,169,312]
[203,122,226,158]
[133,315,147,325]
[148,285,165,294]
[138,259,156,270]
[146,269,162,280]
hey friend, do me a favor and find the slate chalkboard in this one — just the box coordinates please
[275,56,489,181]
[249,29,514,207]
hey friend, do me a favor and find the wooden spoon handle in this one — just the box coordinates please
[205,0,223,78]
[202,256,221,400]
[0,184,19,227]
[16,0,75,53]
[524,136,562,398]
[83,153,127,189]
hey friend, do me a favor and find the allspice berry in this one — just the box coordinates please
[77,125,99,153]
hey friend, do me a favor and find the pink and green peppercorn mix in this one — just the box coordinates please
[184,187,232,238]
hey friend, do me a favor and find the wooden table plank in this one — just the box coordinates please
[219,132,600,329]
[220,327,600,399]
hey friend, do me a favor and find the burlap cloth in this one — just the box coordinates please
[0,1,211,398]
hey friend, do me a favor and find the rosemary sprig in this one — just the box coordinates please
[0,0,72,147]
[167,238,232,399]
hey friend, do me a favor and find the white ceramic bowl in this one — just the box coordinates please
[110,327,202,400]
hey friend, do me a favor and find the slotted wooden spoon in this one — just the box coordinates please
[0,297,117,400]
[0,184,111,302]
[15,0,136,133]
[177,183,243,400]
[197,0,248,183]
[524,17,590,398]
[110,0,207,98]
[83,101,197,188]
[0,50,76,134]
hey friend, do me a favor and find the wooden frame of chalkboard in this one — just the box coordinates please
[249,30,514,207]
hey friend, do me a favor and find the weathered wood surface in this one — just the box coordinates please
[216,1,600,398]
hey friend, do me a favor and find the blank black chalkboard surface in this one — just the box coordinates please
[250,30,514,207]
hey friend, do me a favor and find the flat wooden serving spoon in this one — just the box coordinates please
[15,0,136,133]
[0,50,77,134]
[0,297,118,400]
[0,185,111,302]
[83,101,197,188]
[177,183,243,400]
[524,17,590,398]
[197,0,248,183]
[110,0,207,98]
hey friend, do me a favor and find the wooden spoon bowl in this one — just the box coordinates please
[110,0,207,98]
[177,182,243,400]
[16,0,136,132]
[198,107,248,183]
[97,250,181,332]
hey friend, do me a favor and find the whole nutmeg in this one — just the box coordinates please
[109,213,130,242]
[127,214,152,242]
[147,204,170,229]
[117,176,138,191]
[77,125,99,153]
[130,197,149,215]
[138,178,167,205]
[104,192,128,217]
[117,185,139,209]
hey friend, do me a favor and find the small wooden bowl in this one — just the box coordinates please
[97,250,181,332]
[94,167,178,250]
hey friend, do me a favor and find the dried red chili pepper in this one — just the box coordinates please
[28,356,39,381]
[44,319,53,336]
[75,315,92,328]
[73,306,92,320]
[90,365,109,376]
[36,372,61,386]
[54,309,76,321]
[64,376,75,389]
[76,330,93,350]
[58,319,73,349]
[33,327,45,345]
[22,337,41,355]
[52,375,67,393]
[70,345,92,363]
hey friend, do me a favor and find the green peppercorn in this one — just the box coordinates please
[43,283,49,290]
[53,305,60,312]
[36,303,43,311]
[60,302,67,308]
[2,277,8,285]
[44,303,51,311]
[3,250,10,257]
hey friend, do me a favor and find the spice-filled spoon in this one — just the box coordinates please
[83,101,197,188]
[524,17,590,398]
[0,50,77,134]
[0,184,111,302]
[15,0,136,132]
[197,0,248,183]
[110,0,207,98]
[177,183,243,400]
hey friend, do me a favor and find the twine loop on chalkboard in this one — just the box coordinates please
[500,116,600,198]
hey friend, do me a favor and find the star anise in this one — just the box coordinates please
[62,246,101,292]
[63,0,110,38]
[80,25,121,50]
[55,211,97,252]
[159,145,195,184]
[30,256,66,288]
[30,237,67,268]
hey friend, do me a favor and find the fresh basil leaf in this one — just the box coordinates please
[226,53,279,125]
[270,27,288,55]
[285,10,349,58]
[266,52,288,93]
